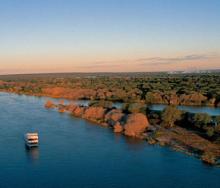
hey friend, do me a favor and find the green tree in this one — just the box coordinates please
[89,100,113,109]
[193,113,211,128]
[214,116,220,126]
[145,92,155,104]
[122,103,148,114]
[206,127,215,137]
[161,106,182,128]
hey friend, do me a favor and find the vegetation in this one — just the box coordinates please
[1,72,220,165]
[122,103,149,114]
[89,100,113,109]
[1,72,220,138]
[0,72,220,106]
[161,106,183,128]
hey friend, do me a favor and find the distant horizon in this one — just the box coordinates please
[0,68,220,77]
[0,0,220,74]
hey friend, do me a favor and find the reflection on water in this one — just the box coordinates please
[25,146,39,162]
[124,136,147,150]
[113,133,147,150]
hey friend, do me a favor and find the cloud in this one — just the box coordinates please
[73,53,219,70]
[137,54,217,66]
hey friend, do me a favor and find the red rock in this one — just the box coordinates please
[105,109,124,126]
[58,108,65,113]
[83,106,106,120]
[124,113,149,137]
[44,100,55,108]
[114,122,123,133]
[72,106,85,117]
[65,104,77,112]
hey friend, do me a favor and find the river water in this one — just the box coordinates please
[55,99,220,116]
[0,92,220,188]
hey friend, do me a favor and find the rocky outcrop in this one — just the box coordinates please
[124,113,149,137]
[72,106,85,117]
[105,109,124,126]
[44,100,220,166]
[58,107,65,113]
[83,107,106,121]
[65,104,77,112]
[113,122,123,133]
[45,100,55,108]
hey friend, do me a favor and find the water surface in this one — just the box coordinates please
[150,104,220,116]
[0,92,220,188]
[58,99,220,116]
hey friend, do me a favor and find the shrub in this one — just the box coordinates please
[193,113,211,128]
[161,106,183,128]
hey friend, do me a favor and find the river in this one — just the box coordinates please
[61,99,220,116]
[0,92,220,188]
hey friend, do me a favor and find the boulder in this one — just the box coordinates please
[72,106,85,117]
[58,108,65,113]
[105,109,124,126]
[44,100,55,108]
[113,122,123,133]
[83,106,106,120]
[124,113,149,137]
[65,104,77,112]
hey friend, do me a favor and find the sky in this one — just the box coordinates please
[0,0,220,74]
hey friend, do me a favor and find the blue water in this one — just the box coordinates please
[0,92,220,188]
[150,104,220,116]
[56,99,220,116]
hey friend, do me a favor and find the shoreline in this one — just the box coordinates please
[1,90,220,109]
[45,99,220,166]
[1,91,220,166]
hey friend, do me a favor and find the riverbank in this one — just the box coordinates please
[45,100,220,166]
[1,73,220,108]
[1,90,220,164]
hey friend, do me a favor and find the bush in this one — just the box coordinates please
[206,127,215,137]
[161,106,183,128]
[122,103,148,114]
[89,100,113,109]
[193,113,211,128]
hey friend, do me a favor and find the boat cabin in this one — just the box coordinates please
[24,133,39,148]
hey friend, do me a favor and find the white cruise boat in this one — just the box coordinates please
[24,133,39,148]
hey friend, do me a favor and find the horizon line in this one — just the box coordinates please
[0,69,220,77]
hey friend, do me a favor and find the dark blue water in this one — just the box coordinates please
[0,92,220,188]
